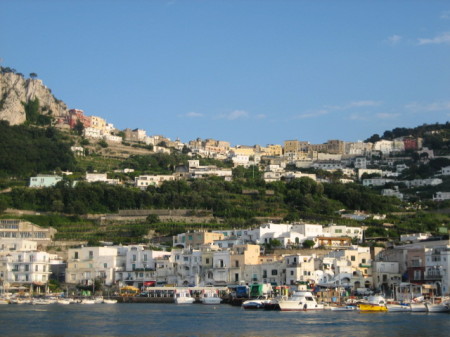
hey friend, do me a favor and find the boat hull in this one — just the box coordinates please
[359,304,388,312]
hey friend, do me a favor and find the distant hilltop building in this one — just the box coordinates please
[0,219,57,243]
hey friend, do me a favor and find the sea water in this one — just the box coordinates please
[1,303,449,337]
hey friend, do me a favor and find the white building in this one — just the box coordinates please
[85,173,120,185]
[440,166,450,176]
[29,175,62,188]
[323,225,363,241]
[0,249,60,292]
[83,127,103,139]
[425,245,450,296]
[433,192,450,201]
[135,175,176,189]
[66,246,124,286]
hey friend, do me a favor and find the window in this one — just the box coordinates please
[235,261,239,267]
[362,258,366,264]
[104,263,107,268]
[205,258,210,264]
[132,255,137,262]
[74,252,79,259]
[413,270,421,280]
[89,251,93,259]
[290,271,294,276]
[144,254,148,262]
[35,265,38,272]
[351,256,356,261]
[263,270,267,278]
[271,270,278,276]
[235,273,239,282]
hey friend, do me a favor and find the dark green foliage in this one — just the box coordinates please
[119,153,189,174]
[23,97,40,123]
[74,120,84,136]
[98,139,108,148]
[302,239,315,249]
[0,122,75,177]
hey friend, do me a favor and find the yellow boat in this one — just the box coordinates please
[358,295,388,312]
[359,303,388,312]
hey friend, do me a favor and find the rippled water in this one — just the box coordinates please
[1,303,449,337]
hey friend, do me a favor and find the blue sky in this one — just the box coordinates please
[2,1,450,146]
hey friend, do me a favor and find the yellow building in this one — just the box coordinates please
[173,231,224,249]
[230,147,256,156]
[90,116,107,132]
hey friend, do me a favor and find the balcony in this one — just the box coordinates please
[424,272,442,280]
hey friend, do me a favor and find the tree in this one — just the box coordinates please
[146,214,160,224]
[29,72,38,79]
[302,239,315,249]
[0,196,8,214]
[74,120,84,136]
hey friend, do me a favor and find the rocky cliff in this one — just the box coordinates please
[0,71,67,125]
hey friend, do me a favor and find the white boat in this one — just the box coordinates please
[242,296,272,310]
[386,303,411,312]
[174,289,195,304]
[103,299,118,304]
[57,298,72,305]
[93,296,104,304]
[0,298,9,305]
[32,298,53,305]
[278,290,324,311]
[80,298,96,304]
[409,302,428,312]
[200,289,222,305]
[330,305,357,311]
[425,302,449,313]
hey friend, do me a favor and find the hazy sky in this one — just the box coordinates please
[2,0,449,146]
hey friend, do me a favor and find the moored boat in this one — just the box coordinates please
[358,295,387,312]
[386,303,411,312]
[425,302,449,313]
[103,298,118,304]
[242,296,272,310]
[330,305,357,311]
[200,289,222,305]
[278,290,324,311]
[80,298,96,304]
[174,289,195,304]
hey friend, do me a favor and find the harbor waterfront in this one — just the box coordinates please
[1,303,450,337]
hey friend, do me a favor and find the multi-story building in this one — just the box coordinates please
[0,249,60,293]
[68,109,91,129]
[173,231,224,249]
[0,219,56,244]
[285,254,319,285]
[66,246,123,286]
[372,261,401,295]
[323,225,363,242]
[425,245,450,296]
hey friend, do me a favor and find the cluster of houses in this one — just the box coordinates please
[40,108,449,201]
[1,219,449,298]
